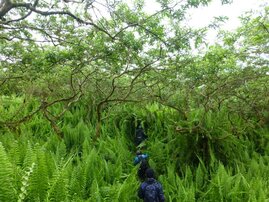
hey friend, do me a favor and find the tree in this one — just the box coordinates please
[1,0,220,137]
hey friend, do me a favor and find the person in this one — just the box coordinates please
[137,158,150,181]
[134,150,149,165]
[134,150,150,181]
[138,168,165,202]
[135,124,148,146]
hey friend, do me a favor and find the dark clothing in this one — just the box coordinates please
[138,178,165,202]
[137,159,150,181]
[135,127,148,146]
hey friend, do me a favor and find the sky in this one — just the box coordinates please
[143,0,268,44]
[187,0,268,44]
[187,0,267,30]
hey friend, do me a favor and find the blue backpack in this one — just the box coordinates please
[144,183,158,201]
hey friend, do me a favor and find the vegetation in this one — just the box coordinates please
[1,0,269,201]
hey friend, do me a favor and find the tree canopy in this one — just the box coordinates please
[1,0,269,137]
[1,0,269,201]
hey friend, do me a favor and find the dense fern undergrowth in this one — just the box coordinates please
[0,98,269,202]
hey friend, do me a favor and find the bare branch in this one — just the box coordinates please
[259,21,269,35]
[0,0,12,19]
[0,76,24,87]
[0,0,113,38]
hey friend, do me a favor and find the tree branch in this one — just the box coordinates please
[1,0,113,38]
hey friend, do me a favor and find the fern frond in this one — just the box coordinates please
[0,143,16,202]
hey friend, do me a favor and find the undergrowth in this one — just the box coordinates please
[0,100,268,201]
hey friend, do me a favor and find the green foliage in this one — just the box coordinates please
[0,1,269,201]
[0,143,16,202]
[0,100,269,201]
[27,147,50,201]
[18,163,35,202]
[47,167,68,202]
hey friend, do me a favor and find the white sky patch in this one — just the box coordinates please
[142,0,267,28]
[186,0,268,44]
[140,0,267,44]
[143,0,161,14]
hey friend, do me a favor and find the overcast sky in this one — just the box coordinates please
[187,0,267,30]
[187,0,268,43]
[143,0,267,44]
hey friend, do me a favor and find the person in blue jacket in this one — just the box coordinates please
[134,150,149,165]
[134,150,150,181]
[138,168,165,202]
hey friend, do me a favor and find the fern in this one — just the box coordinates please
[68,164,86,200]
[89,179,102,202]
[27,147,49,201]
[18,163,35,202]
[47,168,68,202]
[23,142,36,169]
[0,143,16,202]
